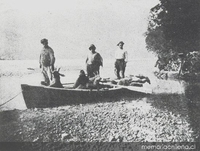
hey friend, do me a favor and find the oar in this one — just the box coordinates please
[100,82,152,94]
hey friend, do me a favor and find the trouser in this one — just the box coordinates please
[86,64,100,78]
[41,66,52,85]
[115,59,126,79]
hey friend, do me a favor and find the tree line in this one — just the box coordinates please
[145,0,200,80]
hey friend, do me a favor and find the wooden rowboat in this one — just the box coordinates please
[21,84,151,108]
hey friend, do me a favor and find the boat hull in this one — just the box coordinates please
[21,84,146,108]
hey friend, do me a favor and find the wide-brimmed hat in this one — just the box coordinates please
[117,41,124,46]
[89,44,96,50]
[41,38,48,44]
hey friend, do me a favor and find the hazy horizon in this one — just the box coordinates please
[0,0,159,60]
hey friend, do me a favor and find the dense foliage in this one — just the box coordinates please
[145,0,200,76]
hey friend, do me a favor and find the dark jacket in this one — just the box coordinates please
[73,75,89,89]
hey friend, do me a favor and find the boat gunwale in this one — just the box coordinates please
[21,84,123,92]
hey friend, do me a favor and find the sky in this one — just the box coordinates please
[0,0,159,60]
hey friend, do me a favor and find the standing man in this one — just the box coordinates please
[114,41,128,79]
[39,38,55,86]
[86,44,103,78]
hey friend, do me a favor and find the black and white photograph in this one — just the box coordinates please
[0,0,199,150]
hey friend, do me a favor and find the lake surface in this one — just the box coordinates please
[0,59,200,141]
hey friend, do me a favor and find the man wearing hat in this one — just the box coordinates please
[114,41,128,79]
[39,38,55,86]
[86,44,103,78]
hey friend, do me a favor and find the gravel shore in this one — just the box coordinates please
[0,60,197,150]
[0,98,194,143]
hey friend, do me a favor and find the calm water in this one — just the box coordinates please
[0,59,200,141]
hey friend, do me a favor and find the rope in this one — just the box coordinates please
[0,91,23,108]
